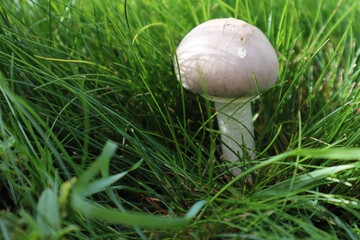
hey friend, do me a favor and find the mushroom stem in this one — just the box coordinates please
[214,100,255,176]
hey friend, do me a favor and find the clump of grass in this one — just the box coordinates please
[0,0,360,239]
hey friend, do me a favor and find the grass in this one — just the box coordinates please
[0,0,360,239]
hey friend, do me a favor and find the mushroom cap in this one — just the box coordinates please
[174,18,279,98]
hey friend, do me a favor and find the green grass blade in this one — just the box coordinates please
[36,188,60,237]
[72,196,204,230]
[251,164,356,200]
[79,172,128,197]
[75,141,117,189]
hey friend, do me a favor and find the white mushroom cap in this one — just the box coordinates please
[174,18,279,98]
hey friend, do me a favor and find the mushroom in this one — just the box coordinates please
[174,18,279,176]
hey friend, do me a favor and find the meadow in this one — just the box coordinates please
[0,0,360,239]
